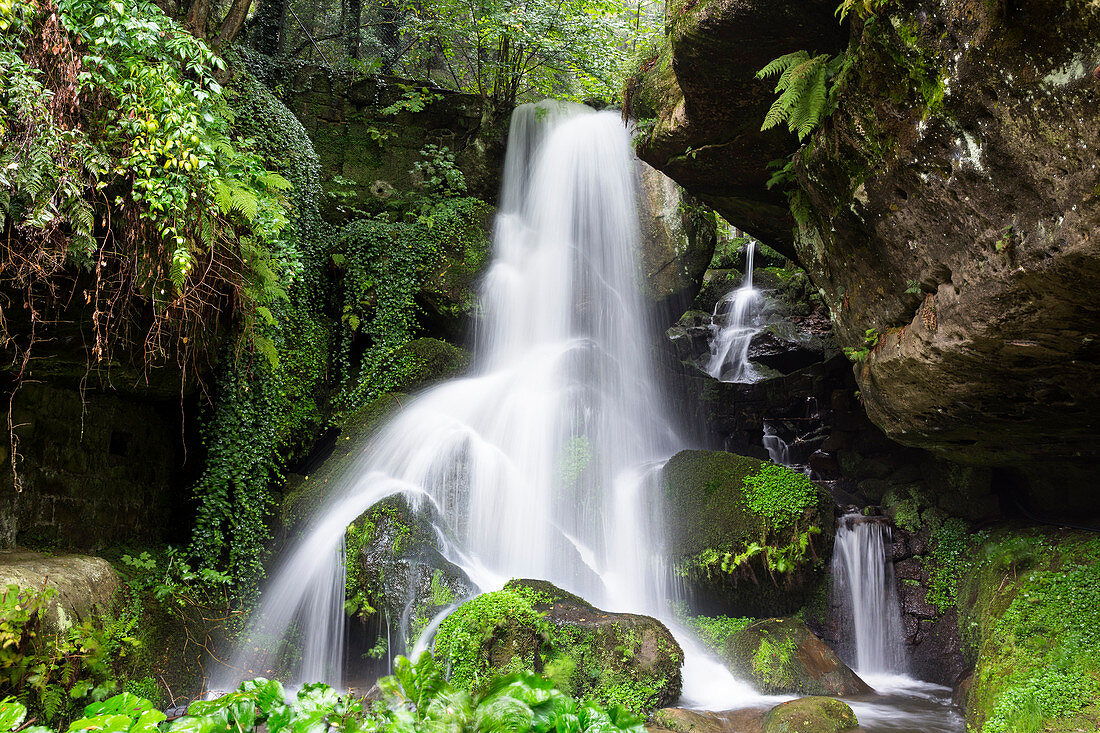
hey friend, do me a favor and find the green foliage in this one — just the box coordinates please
[0,585,141,727]
[432,587,548,691]
[843,328,880,362]
[757,51,847,141]
[368,0,634,108]
[0,0,294,361]
[333,196,491,413]
[924,518,968,612]
[742,464,817,530]
[680,614,754,656]
[411,145,466,199]
[751,636,798,691]
[958,532,1100,733]
[836,0,891,22]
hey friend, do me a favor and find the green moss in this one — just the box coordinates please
[434,582,682,715]
[743,464,817,530]
[681,613,755,655]
[432,586,548,691]
[924,517,969,613]
[762,697,859,733]
[957,531,1100,733]
[751,635,799,691]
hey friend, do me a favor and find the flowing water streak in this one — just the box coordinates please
[706,243,764,382]
[216,104,768,707]
[831,515,908,676]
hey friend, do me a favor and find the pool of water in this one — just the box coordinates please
[844,674,964,733]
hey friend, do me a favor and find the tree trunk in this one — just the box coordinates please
[212,0,253,50]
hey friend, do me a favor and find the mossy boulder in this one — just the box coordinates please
[724,618,870,696]
[345,494,474,642]
[662,450,834,617]
[433,579,684,715]
[761,697,859,733]
[0,550,119,632]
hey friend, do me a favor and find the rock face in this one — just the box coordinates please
[638,161,718,320]
[661,450,834,617]
[433,579,684,714]
[724,618,871,697]
[0,383,188,550]
[345,494,475,640]
[632,0,1100,508]
[761,697,860,733]
[627,0,846,255]
[0,550,119,631]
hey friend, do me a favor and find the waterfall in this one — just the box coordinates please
[705,243,764,382]
[214,102,765,707]
[762,423,791,467]
[831,515,908,677]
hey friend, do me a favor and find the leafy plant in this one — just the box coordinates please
[843,328,880,362]
[836,0,891,22]
[756,51,847,141]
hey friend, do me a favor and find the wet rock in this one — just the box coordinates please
[346,494,475,640]
[648,707,768,733]
[894,557,926,583]
[908,609,968,688]
[434,579,683,714]
[662,450,834,617]
[761,696,860,733]
[638,161,718,322]
[724,618,871,696]
[898,583,938,620]
[0,550,119,631]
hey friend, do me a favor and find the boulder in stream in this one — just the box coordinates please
[432,579,683,715]
[724,617,871,697]
[345,494,475,643]
[761,696,860,733]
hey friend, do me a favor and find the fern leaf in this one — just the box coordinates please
[257,172,292,191]
[756,51,804,80]
[252,334,279,369]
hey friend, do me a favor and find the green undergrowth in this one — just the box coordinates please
[433,585,679,716]
[0,651,645,733]
[0,550,235,727]
[957,530,1100,733]
[680,612,755,656]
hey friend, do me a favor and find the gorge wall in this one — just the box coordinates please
[630,0,1100,512]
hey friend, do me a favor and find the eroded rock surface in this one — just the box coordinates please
[0,550,118,630]
[632,0,1100,508]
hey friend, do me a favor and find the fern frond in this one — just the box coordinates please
[251,333,279,369]
[756,51,805,80]
[257,172,291,191]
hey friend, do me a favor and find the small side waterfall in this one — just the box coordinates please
[831,515,908,677]
[705,243,763,382]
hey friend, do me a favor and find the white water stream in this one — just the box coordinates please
[214,102,769,709]
[831,515,908,677]
[706,242,764,382]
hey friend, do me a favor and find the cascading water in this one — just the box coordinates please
[705,242,764,382]
[215,102,764,708]
[831,515,908,677]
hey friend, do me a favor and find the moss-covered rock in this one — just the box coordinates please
[724,618,870,696]
[761,696,859,733]
[955,529,1100,733]
[662,450,834,617]
[345,494,474,644]
[433,579,684,715]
